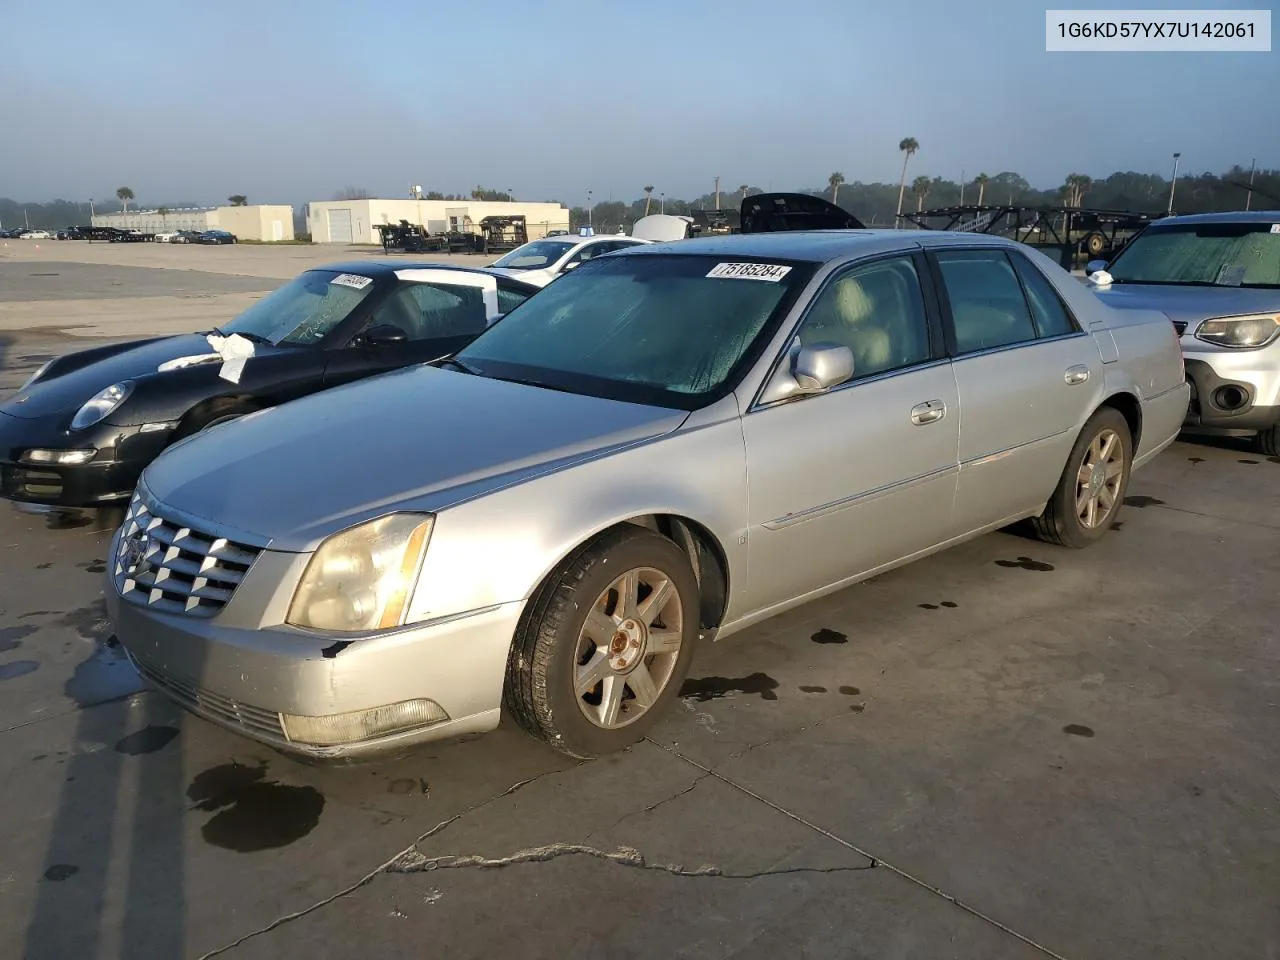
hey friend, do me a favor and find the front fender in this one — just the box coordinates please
[404,415,750,626]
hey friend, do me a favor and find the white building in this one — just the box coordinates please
[306,198,570,245]
[91,204,295,242]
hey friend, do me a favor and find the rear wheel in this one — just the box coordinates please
[504,526,700,758]
[1254,425,1280,457]
[1032,407,1132,548]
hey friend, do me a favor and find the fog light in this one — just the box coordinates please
[280,699,449,746]
[21,448,97,465]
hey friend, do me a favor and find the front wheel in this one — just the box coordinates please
[505,526,700,758]
[1032,407,1133,548]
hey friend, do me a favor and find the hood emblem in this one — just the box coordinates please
[123,532,150,570]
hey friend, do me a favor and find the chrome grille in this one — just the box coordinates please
[114,493,262,618]
[132,655,286,742]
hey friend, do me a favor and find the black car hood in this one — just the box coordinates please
[1,333,289,420]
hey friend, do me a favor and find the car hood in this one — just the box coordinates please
[0,333,293,420]
[142,365,689,551]
[1091,283,1280,325]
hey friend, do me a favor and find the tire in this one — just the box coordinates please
[1032,407,1133,548]
[1082,232,1107,257]
[504,525,701,759]
[1254,424,1280,457]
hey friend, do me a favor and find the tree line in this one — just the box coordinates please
[4,165,1274,233]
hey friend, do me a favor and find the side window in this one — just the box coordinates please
[934,250,1038,354]
[1010,253,1079,338]
[370,283,488,341]
[495,284,531,317]
[794,255,932,381]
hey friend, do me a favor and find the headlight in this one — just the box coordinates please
[70,382,133,430]
[287,514,434,633]
[1194,314,1280,349]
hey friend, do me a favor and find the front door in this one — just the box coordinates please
[930,247,1104,531]
[741,253,960,615]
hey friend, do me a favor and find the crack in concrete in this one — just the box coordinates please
[591,771,713,837]
[645,738,1074,960]
[389,841,875,879]
[196,769,571,959]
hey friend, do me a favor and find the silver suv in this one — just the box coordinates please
[1086,211,1280,455]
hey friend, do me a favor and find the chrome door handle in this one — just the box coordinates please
[910,400,946,425]
[1065,365,1090,385]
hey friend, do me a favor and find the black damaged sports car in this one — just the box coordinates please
[0,261,539,509]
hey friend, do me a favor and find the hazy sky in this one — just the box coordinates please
[4,0,1277,207]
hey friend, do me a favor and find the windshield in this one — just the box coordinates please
[453,254,813,409]
[221,270,377,345]
[1106,222,1280,288]
[491,239,576,270]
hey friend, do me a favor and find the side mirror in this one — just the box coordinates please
[793,342,854,393]
[362,323,408,347]
[1085,259,1109,275]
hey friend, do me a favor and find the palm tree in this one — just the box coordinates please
[116,186,134,213]
[157,206,169,229]
[975,173,990,206]
[828,172,846,205]
[643,185,655,217]
[227,195,248,206]
[894,138,919,227]
[912,175,932,213]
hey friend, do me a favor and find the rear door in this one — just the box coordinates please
[928,247,1103,532]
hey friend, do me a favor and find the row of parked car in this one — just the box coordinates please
[1,194,1275,762]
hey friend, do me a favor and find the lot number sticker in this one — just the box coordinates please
[330,273,373,289]
[1271,224,1280,234]
[706,262,793,282]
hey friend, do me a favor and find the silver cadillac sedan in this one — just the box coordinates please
[105,230,1189,760]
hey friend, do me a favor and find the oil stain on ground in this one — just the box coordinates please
[58,599,109,640]
[0,661,40,680]
[1063,724,1095,738]
[680,672,779,702]
[995,556,1055,571]
[919,601,959,609]
[799,685,827,693]
[64,634,146,708]
[388,778,430,796]
[1124,495,1165,508]
[43,864,79,882]
[0,624,38,652]
[1188,457,1205,464]
[78,560,106,574]
[810,628,848,645]
[115,726,180,756]
[187,760,326,853]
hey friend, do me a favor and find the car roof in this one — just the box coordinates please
[615,229,1032,264]
[1153,210,1280,226]
[305,260,540,285]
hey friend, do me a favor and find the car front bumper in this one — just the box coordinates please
[0,412,172,507]
[105,524,524,759]
[1179,346,1280,433]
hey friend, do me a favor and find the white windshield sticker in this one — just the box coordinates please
[330,273,373,289]
[706,262,793,282]
[1216,264,1246,287]
[1271,224,1280,233]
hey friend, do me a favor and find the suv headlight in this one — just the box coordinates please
[1194,314,1280,349]
[287,514,434,633]
[70,381,133,430]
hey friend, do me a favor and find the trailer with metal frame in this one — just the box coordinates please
[900,205,1162,268]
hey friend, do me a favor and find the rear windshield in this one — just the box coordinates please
[491,239,576,270]
[1107,222,1280,288]
[453,253,814,409]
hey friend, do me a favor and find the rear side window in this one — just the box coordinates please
[1010,253,1078,338]
[934,250,1038,354]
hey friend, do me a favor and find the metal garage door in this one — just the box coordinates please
[328,209,353,244]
